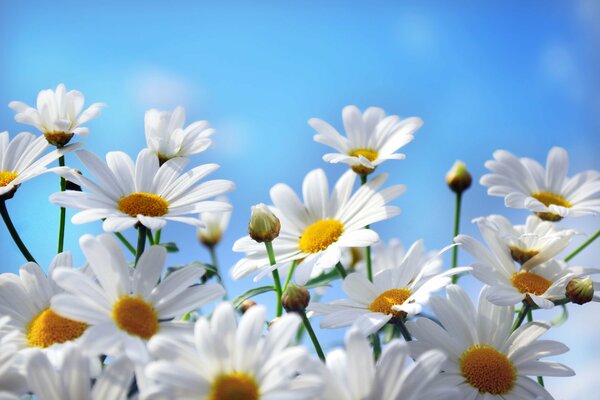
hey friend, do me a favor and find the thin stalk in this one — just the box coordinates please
[265,241,283,317]
[511,302,531,332]
[0,201,36,263]
[527,309,544,387]
[57,155,66,253]
[335,262,347,279]
[135,225,147,266]
[451,192,463,284]
[283,260,297,292]
[360,174,374,282]
[209,245,227,299]
[397,318,413,342]
[115,232,136,255]
[146,229,155,245]
[299,310,325,361]
[564,228,600,262]
[154,229,162,244]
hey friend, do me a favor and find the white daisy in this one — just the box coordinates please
[359,238,443,277]
[0,317,27,399]
[231,169,405,284]
[323,328,452,400]
[145,106,214,163]
[197,196,232,248]
[49,148,234,232]
[407,285,575,399]
[309,240,470,335]
[26,344,133,400]
[309,105,422,176]
[480,147,600,221]
[142,302,323,400]
[9,83,104,147]
[50,233,225,363]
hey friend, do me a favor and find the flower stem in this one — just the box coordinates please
[335,262,347,279]
[0,201,36,263]
[146,229,155,245]
[397,318,413,342]
[283,260,297,292]
[371,332,382,360]
[451,191,463,284]
[360,174,374,282]
[114,232,136,255]
[57,155,66,253]
[511,302,531,332]
[154,229,162,244]
[564,228,600,262]
[526,309,545,387]
[265,241,283,317]
[209,245,227,298]
[135,225,147,266]
[299,310,325,362]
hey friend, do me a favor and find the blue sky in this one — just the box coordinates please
[1,1,600,397]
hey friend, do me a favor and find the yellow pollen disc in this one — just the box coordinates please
[368,288,412,318]
[210,372,260,400]
[117,192,169,218]
[0,171,18,187]
[112,296,158,340]
[460,345,516,395]
[26,308,87,348]
[509,247,539,265]
[349,148,378,175]
[511,272,552,296]
[298,219,344,254]
[531,192,572,222]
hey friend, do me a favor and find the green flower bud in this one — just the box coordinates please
[446,160,472,194]
[566,277,594,305]
[281,284,310,313]
[248,203,280,243]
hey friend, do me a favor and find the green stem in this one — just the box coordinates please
[0,201,36,263]
[154,229,162,245]
[209,245,227,298]
[135,225,147,266]
[526,309,544,386]
[451,191,463,284]
[283,260,297,292]
[299,310,325,361]
[359,174,374,282]
[335,262,347,279]
[146,229,155,245]
[397,318,413,342]
[114,232,136,255]
[265,241,283,317]
[564,228,600,262]
[511,302,531,332]
[57,155,66,253]
[371,332,382,360]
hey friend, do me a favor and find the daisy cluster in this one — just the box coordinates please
[0,88,598,400]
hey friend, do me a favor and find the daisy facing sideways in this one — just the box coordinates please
[50,149,234,232]
[308,240,471,335]
[50,234,225,363]
[197,196,232,248]
[359,238,443,277]
[480,146,600,221]
[407,285,575,399]
[142,303,323,400]
[309,105,422,176]
[231,168,405,284]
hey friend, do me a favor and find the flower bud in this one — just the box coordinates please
[566,277,594,305]
[239,300,257,314]
[281,284,310,313]
[446,161,472,194]
[248,203,280,243]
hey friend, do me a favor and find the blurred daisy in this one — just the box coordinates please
[309,241,470,335]
[0,317,27,399]
[51,234,225,363]
[359,238,443,277]
[407,285,574,399]
[145,106,214,164]
[26,344,133,400]
[197,196,232,248]
[323,328,451,400]
[50,149,234,232]
[231,169,405,284]
[142,303,323,400]
[480,147,600,221]
[309,105,422,176]
[9,83,104,147]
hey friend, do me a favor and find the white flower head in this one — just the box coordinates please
[231,168,405,285]
[50,149,234,232]
[407,285,574,399]
[9,83,104,147]
[481,147,600,221]
[197,196,232,247]
[145,106,214,163]
[309,105,422,176]
[0,317,27,399]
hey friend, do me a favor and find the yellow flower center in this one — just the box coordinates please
[0,171,18,187]
[26,308,87,348]
[348,148,378,175]
[511,272,552,296]
[368,288,412,319]
[112,296,158,340]
[460,345,516,395]
[509,247,539,265]
[210,372,259,400]
[298,219,344,254]
[117,192,169,218]
[531,192,572,222]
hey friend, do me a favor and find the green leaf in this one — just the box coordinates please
[159,242,179,253]
[232,286,275,308]
[305,269,341,289]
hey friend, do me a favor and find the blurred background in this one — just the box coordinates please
[1,1,599,397]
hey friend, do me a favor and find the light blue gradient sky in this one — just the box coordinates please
[1,1,600,397]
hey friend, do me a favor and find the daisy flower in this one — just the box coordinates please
[9,83,104,147]
[0,317,27,399]
[26,344,133,400]
[145,106,214,164]
[480,147,600,221]
[309,105,422,176]
[309,240,470,335]
[231,168,405,284]
[197,196,232,248]
[323,328,452,400]
[49,148,234,232]
[407,285,575,399]
[142,302,323,400]
[50,234,225,363]
[358,238,443,277]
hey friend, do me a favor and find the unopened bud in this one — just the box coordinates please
[281,284,310,313]
[239,300,257,314]
[446,161,472,194]
[248,204,280,243]
[44,131,74,148]
[65,169,82,192]
[566,277,594,305]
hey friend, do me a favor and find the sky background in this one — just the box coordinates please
[1,1,600,398]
